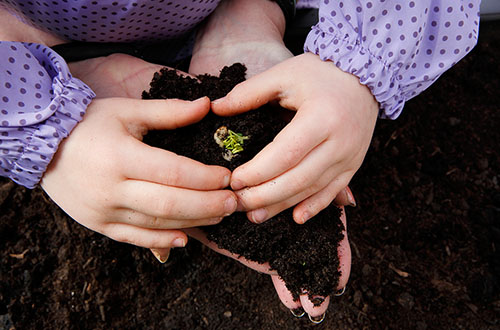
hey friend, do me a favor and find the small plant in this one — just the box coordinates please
[223,129,249,153]
[214,126,250,161]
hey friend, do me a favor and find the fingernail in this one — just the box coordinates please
[308,313,326,324]
[310,297,325,306]
[172,238,186,248]
[334,287,346,296]
[150,248,170,263]
[211,97,223,105]
[250,208,268,223]
[231,179,246,191]
[290,307,305,318]
[301,211,311,224]
[224,197,237,215]
[223,174,231,187]
[194,96,208,103]
[346,187,357,207]
[209,217,223,225]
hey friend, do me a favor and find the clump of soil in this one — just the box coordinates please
[142,64,345,300]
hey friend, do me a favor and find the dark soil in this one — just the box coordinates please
[142,63,344,301]
[1,20,500,330]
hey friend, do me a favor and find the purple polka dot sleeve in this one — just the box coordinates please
[297,0,319,9]
[304,0,480,119]
[0,41,96,188]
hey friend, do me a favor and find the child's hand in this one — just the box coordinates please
[184,205,351,322]
[41,55,237,250]
[212,53,378,224]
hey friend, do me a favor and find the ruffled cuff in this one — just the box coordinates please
[296,0,319,9]
[13,81,94,188]
[304,26,420,119]
[303,1,480,120]
[1,42,95,188]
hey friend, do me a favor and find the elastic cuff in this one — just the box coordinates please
[304,26,404,119]
[11,76,95,188]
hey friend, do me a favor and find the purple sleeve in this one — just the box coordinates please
[296,0,319,9]
[304,1,480,119]
[0,41,95,188]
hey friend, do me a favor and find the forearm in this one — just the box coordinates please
[195,0,286,50]
[0,5,65,45]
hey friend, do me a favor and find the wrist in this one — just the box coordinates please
[202,0,286,44]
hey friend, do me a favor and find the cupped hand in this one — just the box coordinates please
[41,54,237,250]
[184,205,351,321]
[212,52,378,224]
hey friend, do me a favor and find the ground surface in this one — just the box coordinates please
[1,21,499,330]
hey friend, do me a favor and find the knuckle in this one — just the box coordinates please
[161,166,182,186]
[289,175,310,193]
[280,146,301,168]
[155,197,177,218]
[148,216,162,228]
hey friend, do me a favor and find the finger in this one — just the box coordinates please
[235,140,337,211]
[238,146,353,217]
[292,181,354,225]
[102,223,188,249]
[116,96,211,133]
[117,180,237,220]
[337,206,352,290]
[211,67,286,116]
[122,137,231,190]
[184,228,277,274]
[271,275,302,309]
[333,186,357,207]
[244,169,351,224]
[150,248,171,263]
[230,110,327,190]
[112,208,223,229]
[299,294,330,318]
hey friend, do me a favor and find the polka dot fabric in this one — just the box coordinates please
[297,0,319,9]
[3,0,221,43]
[1,41,95,188]
[0,0,221,189]
[0,0,482,188]
[304,0,480,119]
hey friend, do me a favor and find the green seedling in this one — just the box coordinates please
[214,126,250,161]
[223,129,249,154]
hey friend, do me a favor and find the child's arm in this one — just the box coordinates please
[213,0,481,223]
[1,42,236,250]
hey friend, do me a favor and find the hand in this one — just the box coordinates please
[41,54,238,250]
[183,205,351,321]
[189,0,293,78]
[212,52,378,224]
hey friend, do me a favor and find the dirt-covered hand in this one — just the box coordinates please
[41,55,237,250]
[271,206,351,320]
[184,206,351,321]
[189,0,293,78]
[212,52,378,224]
